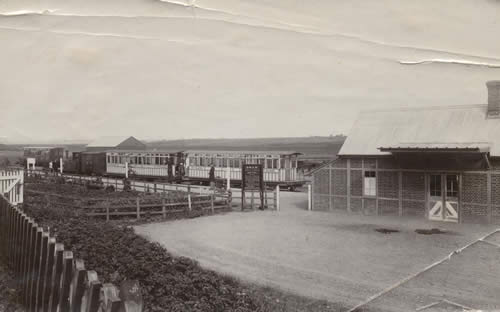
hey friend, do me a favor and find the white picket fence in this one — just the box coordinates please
[0,168,24,205]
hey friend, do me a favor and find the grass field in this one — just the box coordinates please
[136,192,500,311]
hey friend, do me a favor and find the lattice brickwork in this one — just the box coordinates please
[379,199,399,216]
[378,171,399,199]
[313,169,330,195]
[363,198,376,215]
[313,195,329,211]
[402,201,425,217]
[350,170,363,196]
[462,173,488,204]
[402,172,425,201]
[350,159,362,169]
[351,198,362,213]
[492,174,500,206]
[364,159,376,169]
[332,159,347,168]
[333,197,347,210]
[461,204,488,224]
[332,170,347,196]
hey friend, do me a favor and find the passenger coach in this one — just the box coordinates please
[104,150,305,189]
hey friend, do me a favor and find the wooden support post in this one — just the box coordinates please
[58,251,74,312]
[187,186,192,212]
[347,159,351,212]
[14,211,23,276]
[162,198,166,219]
[42,237,57,312]
[264,189,268,209]
[251,190,254,210]
[210,195,214,214]
[308,184,312,211]
[48,244,65,312]
[35,233,50,310]
[398,171,403,217]
[487,172,492,224]
[106,202,110,222]
[136,198,140,220]
[70,259,86,312]
[276,185,280,211]
[16,214,28,281]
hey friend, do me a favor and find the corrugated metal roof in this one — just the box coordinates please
[379,142,491,152]
[87,136,137,147]
[339,105,500,157]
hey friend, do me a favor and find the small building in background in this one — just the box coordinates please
[311,81,500,224]
[86,136,146,152]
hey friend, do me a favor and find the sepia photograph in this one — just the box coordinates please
[1,1,500,311]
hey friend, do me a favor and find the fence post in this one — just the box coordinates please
[35,233,50,310]
[136,198,140,220]
[21,219,34,302]
[58,251,74,312]
[42,237,57,312]
[86,271,103,312]
[106,202,110,222]
[28,226,43,310]
[162,198,166,219]
[48,243,65,312]
[102,284,123,312]
[210,195,214,214]
[275,185,280,211]
[70,259,86,312]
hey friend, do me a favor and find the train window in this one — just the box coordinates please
[222,158,228,167]
[266,159,273,169]
[138,157,142,165]
[273,159,278,168]
[107,155,111,163]
[234,159,241,168]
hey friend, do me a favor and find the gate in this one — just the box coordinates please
[0,168,24,205]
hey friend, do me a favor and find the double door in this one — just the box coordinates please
[428,173,459,222]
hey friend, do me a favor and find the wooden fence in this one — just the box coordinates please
[26,170,280,210]
[0,194,143,312]
[1,168,24,205]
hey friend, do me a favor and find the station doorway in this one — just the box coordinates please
[428,173,459,222]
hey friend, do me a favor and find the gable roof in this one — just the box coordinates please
[87,136,145,148]
[339,104,500,157]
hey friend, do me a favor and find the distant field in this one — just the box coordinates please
[147,136,345,158]
[0,150,23,165]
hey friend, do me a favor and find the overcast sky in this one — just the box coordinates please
[1,0,500,143]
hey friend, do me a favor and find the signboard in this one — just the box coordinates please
[242,164,263,191]
[241,164,264,210]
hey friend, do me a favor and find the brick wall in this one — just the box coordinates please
[350,170,363,196]
[378,171,399,199]
[462,173,488,204]
[461,204,488,224]
[363,198,376,215]
[332,170,347,196]
[402,172,425,201]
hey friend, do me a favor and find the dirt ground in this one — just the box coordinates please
[135,191,499,311]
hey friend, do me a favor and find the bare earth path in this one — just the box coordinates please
[135,192,498,310]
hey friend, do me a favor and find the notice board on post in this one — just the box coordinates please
[241,164,264,210]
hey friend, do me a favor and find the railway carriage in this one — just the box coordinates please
[104,149,305,188]
[184,150,303,189]
[105,150,182,178]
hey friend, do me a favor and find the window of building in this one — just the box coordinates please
[363,171,376,196]
[446,175,458,198]
[430,174,441,197]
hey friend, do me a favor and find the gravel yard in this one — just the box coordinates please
[135,191,499,310]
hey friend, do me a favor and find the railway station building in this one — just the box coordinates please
[86,136,146,152]
[311,81,500,224]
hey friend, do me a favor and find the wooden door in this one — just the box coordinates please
[428,173,459,222]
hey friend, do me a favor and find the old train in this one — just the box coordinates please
[29,148,306,189]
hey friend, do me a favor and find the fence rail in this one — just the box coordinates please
[0,194,143,311]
